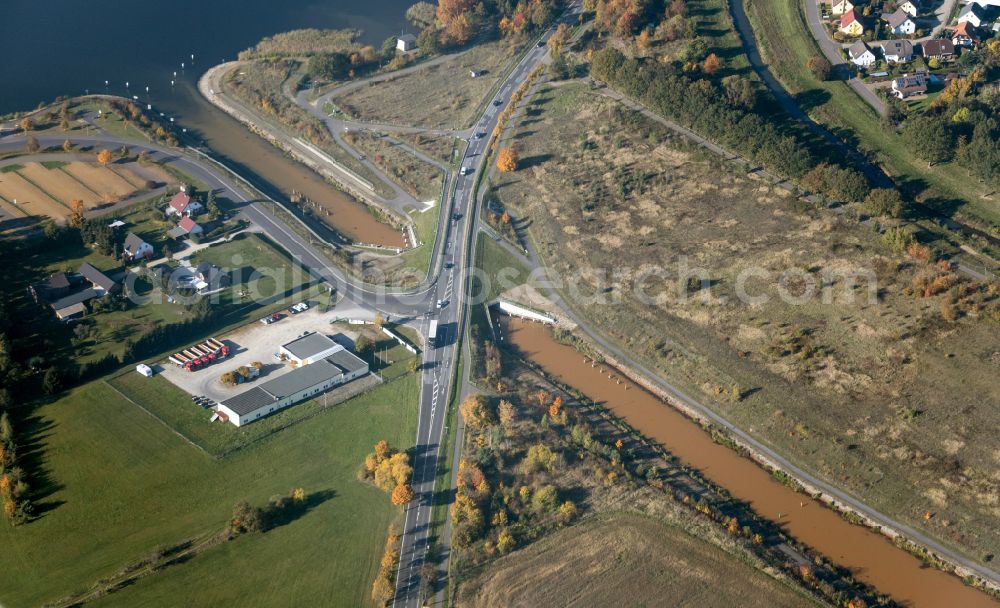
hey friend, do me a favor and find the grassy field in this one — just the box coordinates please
[395,132,461,166]
[741,0,999,230]
[491,82,1000,566]
[189,233,313,302]
[0,372,418,607]
[334,38,523,129]
[456,514,815,607]
[474,232,530,303]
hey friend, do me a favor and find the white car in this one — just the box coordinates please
[436,299,444,309]
[460,167,471,176]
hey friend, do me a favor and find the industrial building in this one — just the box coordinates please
[217,334,368,426]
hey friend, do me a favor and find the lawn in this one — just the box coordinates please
[741,0,999,230]
[490,81,1000,567]
[456,514,815,607]
[0,374,418,608]
[473,232,529,303]
[333,37,524,130]
[189,233,314,303]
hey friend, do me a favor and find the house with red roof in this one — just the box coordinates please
[168,216,204,239]
[840,9,866,36]
[951,21,981,47]
[165,191,203,217]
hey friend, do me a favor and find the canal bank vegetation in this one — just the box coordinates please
[449,337,880,607]
[489,78,1000,573]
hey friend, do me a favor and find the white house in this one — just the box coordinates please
[848,41,878,68]
[879,39,915,62]
[217,344,368,426]
[898,1,920,17]
[396,34,417,52]
[891,73,928,98]
[831,0,855,15]
[278,332,343,366]
[123,232,154,261]
[165,191,203,217]
[883,10,917,35]
[958,3,986,28]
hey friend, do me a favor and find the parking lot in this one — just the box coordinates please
[159,300,371,403]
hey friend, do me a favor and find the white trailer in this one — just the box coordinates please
[428,320,438,348]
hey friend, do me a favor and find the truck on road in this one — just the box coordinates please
[428,320,438,348]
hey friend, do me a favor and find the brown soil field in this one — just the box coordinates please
[0,171,68,218]
[493,83,1000,565]
[456,514,816,608]
[64,162,137,198]
[17,163,101,206]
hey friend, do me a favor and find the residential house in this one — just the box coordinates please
[165,191,203,217]
[123,232,154,261]
[840,9,866,36]
[848,40,879,67]
[396,34,416,52]
[952,21,981,46]
[897,1,920,17]
[879,39,915,62]
[958,3,986,28]
[78,262,119,294]
[28,272,76,305]
[831,0,855,15]
[168,216,203,239]
[193,262,231,293]
[891,73,928,98]
[922,38,956,61]
[883,10,918,35]
[968,0,1000,7]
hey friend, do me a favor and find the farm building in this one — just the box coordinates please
[279,332,343,366]
[217,345,368,426]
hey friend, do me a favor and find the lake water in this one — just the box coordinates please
[0,0,413,246]
[0,0,411,115]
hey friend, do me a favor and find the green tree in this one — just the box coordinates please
[864,188,904,218]
[229,500,263,534]
[531,485,559,512]
[405,1,437,29]
[356,334,375,355]
[904,116,954,166]
[307,52,350,81]
[41,367,61,395]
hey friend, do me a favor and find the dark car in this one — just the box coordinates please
[537,40,546,47]
[493,99,503,106]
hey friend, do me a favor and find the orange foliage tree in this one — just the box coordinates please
[391,483,415,505]
[496,147,519,172]
[96,149,112,166]
[702,53,722,76]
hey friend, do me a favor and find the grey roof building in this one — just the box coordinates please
[78,262,117,292]
[279,332,342,365]
[218,345,369,426]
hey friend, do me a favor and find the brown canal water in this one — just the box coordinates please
[500,316,998,608]
[161,82,405,248]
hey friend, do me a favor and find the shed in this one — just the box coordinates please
[397,34,417,52]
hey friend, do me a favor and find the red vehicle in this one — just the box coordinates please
[174,338,230,371]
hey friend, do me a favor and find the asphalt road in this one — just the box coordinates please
[388,9,581,605]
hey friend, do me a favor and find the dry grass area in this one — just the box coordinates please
[395,132,459,166]
[334,38,521,129]
[493,82,1000,563]
[0,160,163,222]
[457,514,815,608]
[343,130,444,202]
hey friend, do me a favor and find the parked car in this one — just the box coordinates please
[460,167,471,176]
[259,312,281,325]
[288,301,309,314]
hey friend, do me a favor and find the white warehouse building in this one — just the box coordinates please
[217,335,369,426]
[279,332,344,366]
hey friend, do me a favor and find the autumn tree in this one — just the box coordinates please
[62,139,73,152]
[459,394,491,429]
[437,0,477,46]
[807,55,832,81]
[496,527,516,553]
[557,500,578,524]
[229,500,263,534]
[496,147,519,172]
[531,484,559,512]
[498,399,516,428]
[373,312,384,331]
[97,148,113,166]
[702,53,722,76]
[523,443,559,473]
[24,137,39,154]
[391,483,415,505]
[69,199,85,228]
[18,117,32,133]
